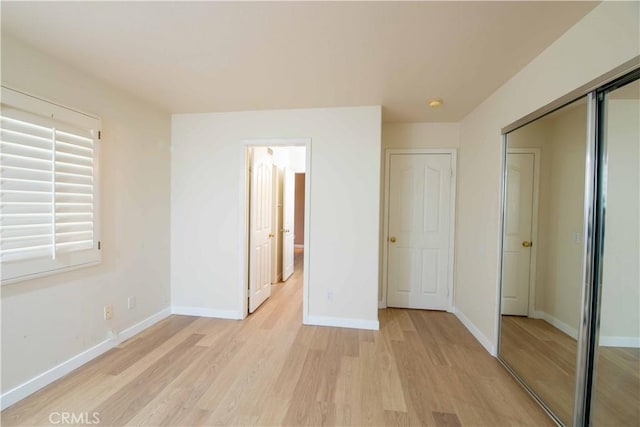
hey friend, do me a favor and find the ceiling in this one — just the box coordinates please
[1,1,598,123]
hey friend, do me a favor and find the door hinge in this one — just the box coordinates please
[450,169,453,178]
[98,131,101,140]
[98,241,101,250]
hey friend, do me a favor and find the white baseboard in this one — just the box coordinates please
[378,300,387,309]
[0,307,172,411]
[171,306,243,320]
[452,307,496,356]
[599,336,640,348]
[306,315,379,331]
[531,310,578,340]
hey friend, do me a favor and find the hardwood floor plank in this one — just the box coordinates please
[314,328,342,404]
[358,340,387,426]
[281,349,324,426]
[377,326,408,412]
[433,411,462,427]
[339,328,360,357]
[106,315,198,375]
[92,333,205,426]
[384,409,413,427]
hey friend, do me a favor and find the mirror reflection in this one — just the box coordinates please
[592,78,640,425]
[499,96,588,425]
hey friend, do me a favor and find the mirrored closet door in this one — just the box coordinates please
[590,76,639,426]
[498,67,639,426]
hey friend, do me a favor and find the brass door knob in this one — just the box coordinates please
[389,236,397,243]
[269,233,275,238]
[522,241,532,247]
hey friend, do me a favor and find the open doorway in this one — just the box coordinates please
[240,139,310,321]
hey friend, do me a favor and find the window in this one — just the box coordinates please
[1,87,101,284]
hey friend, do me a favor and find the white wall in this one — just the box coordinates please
[1,36,172,397]
[455,1,640,353]
[171,106,381,327]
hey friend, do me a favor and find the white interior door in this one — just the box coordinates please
[249,147,273,313]
[282,167,295,281]
[270,164,280,284]
[501,152,535,316]
[387,153,452,310]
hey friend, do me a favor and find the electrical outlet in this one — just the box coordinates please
[128,296,136,310]
[104,305,113,320]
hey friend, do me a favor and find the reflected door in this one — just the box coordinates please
[387,153,452,310]
[502,153,535,315]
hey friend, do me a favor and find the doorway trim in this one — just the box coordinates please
[239,138,312,322]
[380,148,457,311]
[506,148,541,317]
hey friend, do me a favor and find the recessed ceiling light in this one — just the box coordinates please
[428,98,443,108]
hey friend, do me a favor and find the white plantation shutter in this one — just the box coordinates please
[54,126,95,254]
[1,87,101,284]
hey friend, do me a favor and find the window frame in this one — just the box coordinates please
[1,86,102,285]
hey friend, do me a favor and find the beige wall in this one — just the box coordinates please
[541,105,587,333]
[382,123,460,150]
[294,173,305,246]
[1,36,172,393]
[455,1,639,353]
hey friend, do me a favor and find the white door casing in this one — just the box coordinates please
[501,152,535,316]
[282,167,295,281]
[249,147,273,313]
[386,153,453,310]
[240,138,311,323]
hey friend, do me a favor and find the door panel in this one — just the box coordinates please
[282,167,295,281]
[501,153,534,315]
[421,249,438,294]
[249,147,273,313]
[387,153,452,310]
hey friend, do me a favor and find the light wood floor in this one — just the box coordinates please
[500,316,640,426]
[3,251,552,426]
